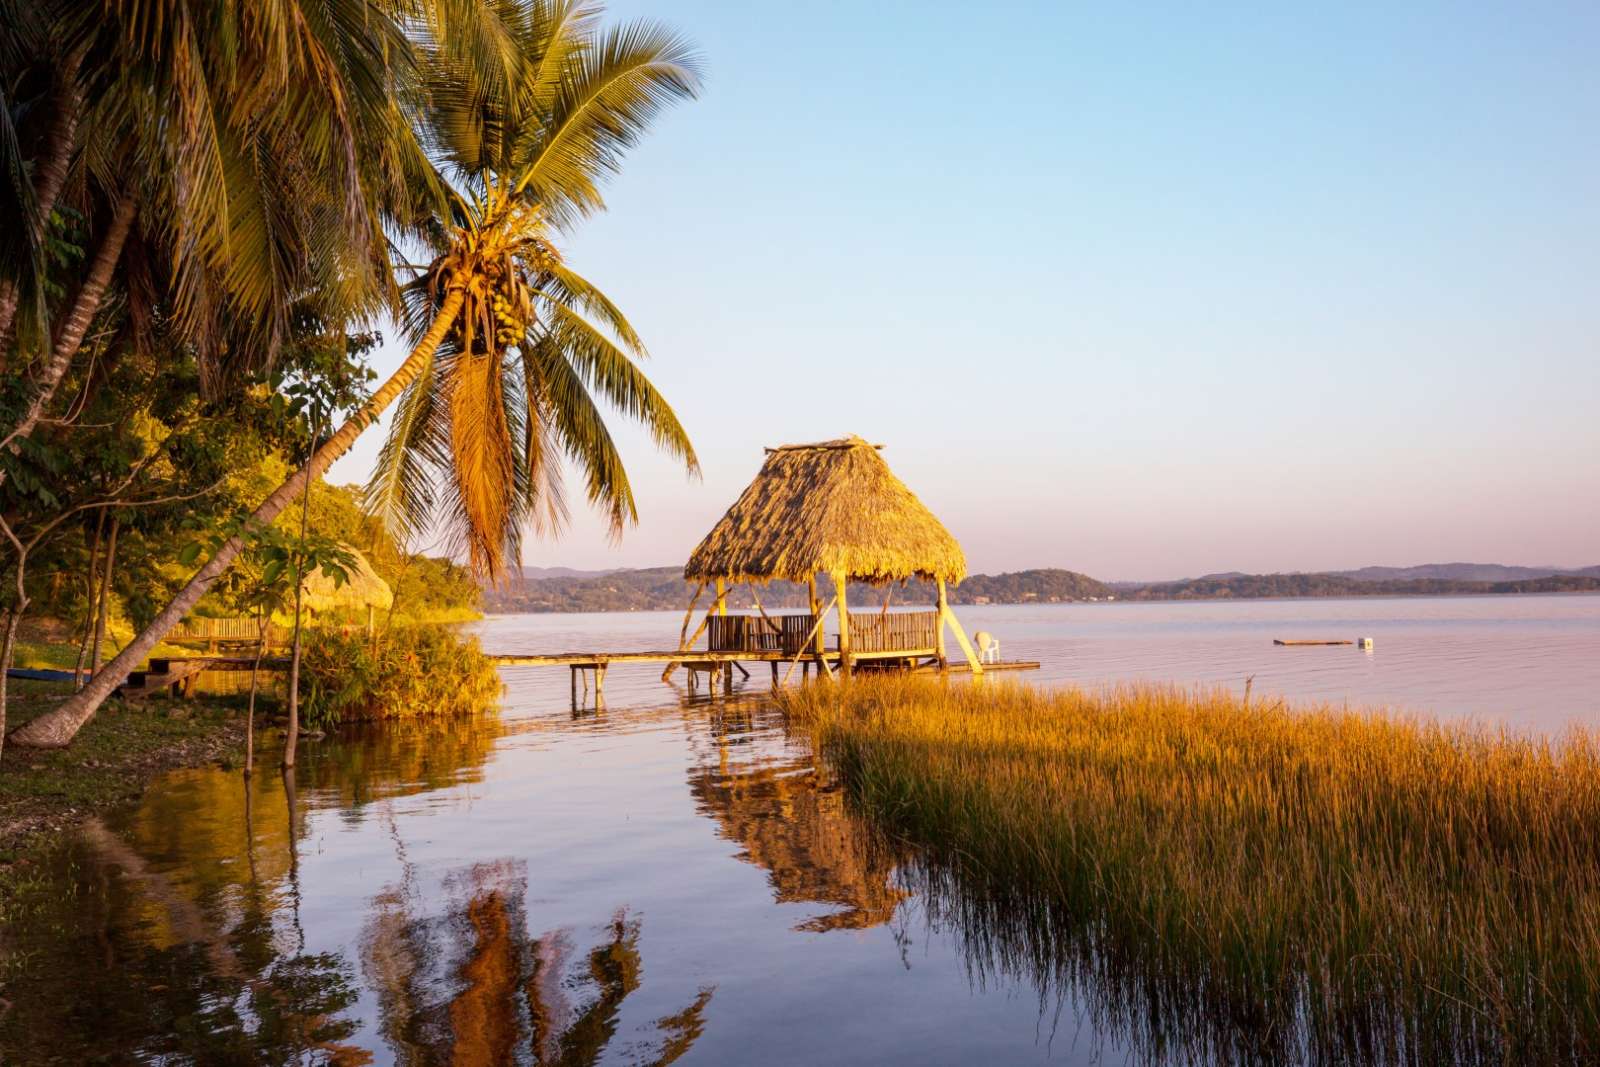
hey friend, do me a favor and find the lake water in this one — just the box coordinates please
[2,595,1597,1064]
[489,595,1600,732]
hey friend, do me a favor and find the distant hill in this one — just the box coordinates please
[483,562,1600,614]
[513,565,621,581]
[1333,563,1600,583]
[483,567,1112,614]
[1122,573,1600,601]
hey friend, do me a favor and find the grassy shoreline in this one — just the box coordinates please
[782,677,1600,1064]
[0,684,250,853]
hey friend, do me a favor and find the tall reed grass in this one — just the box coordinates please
[783,677,1600,1065]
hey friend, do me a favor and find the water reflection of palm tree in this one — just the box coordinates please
[362,859,712,1065]
[689,708,906,932]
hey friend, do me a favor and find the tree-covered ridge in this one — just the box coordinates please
[482,565,1599,613]
[483,567,1115,613]
[1121,572,1600,601]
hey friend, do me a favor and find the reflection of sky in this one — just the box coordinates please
[329,0,1600,579]
[226,693,1116,1063]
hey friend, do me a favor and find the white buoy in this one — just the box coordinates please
[1358,637,1374,650]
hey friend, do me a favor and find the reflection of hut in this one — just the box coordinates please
[688,754,906,932]
[301,546,393,626]
[684,436,983,676]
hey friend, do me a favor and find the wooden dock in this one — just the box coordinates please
[492,649,1039,703]
[1273,639,1354,646]
[7,656,287,698]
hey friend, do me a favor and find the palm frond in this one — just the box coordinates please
[535,260,645,356]
[514,343,570,538]
[529,329,636,535]
[511,19,701,229]
[364,351,449,545]
[538,300,698,475]
[445,346,520,577]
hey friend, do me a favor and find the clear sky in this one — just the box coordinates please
[330,0,1600,581]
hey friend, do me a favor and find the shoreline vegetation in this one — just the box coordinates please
[0,624,498,853]
[782,677,1600,1064]
[483,563,1600,613]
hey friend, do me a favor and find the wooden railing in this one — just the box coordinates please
[846,610,938,653]
[168,616,284,650]
[706,610,939,656]
[707,613,820,655]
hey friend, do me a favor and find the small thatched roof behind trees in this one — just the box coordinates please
[685,436,968,585]
[302,546,394,614]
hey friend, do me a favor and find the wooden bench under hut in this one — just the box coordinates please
[677,435,989,683]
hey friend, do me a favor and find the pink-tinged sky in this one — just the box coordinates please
[332,0,1600,581]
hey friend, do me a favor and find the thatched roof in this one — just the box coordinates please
[302,545,394,613]
[685,436,967,585]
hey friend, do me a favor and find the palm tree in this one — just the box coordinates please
[11,0,701,748]
[0,0,439,485]
[368,3,701,576]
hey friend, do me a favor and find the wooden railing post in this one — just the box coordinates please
[834,571,852,680]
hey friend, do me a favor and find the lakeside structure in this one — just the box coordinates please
[496,436,1038,698]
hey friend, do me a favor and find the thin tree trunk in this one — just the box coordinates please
[0,48,85,357]
[0,522,28,764]
[0,603,20,765]
[283,428,316,770]
[89,515,119,670]
[8,286,467,748]
[0,194,137,485]
[245,605,265,778]
[74,512,105,688]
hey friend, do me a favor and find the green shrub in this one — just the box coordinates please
[299,626,501,729]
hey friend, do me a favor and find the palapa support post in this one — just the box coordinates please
[808,575,822,648]
[662,582,706,683]
[781,595,837,687]
[715,578,727,617]
[834,571,852,681]
[935,577,949,671]
[941,604,984,677]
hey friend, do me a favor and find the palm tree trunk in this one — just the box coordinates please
[0,48,85,357]
[0,194,137,485]
[8,286,467,748]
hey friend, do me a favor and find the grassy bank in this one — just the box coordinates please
[3,626,500,850]
[783,677,1600,1064]
[0,684,248,852]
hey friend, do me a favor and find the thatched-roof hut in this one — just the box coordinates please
[681,436,983,678]
[685,436,966,585]
[302,546,393,616]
